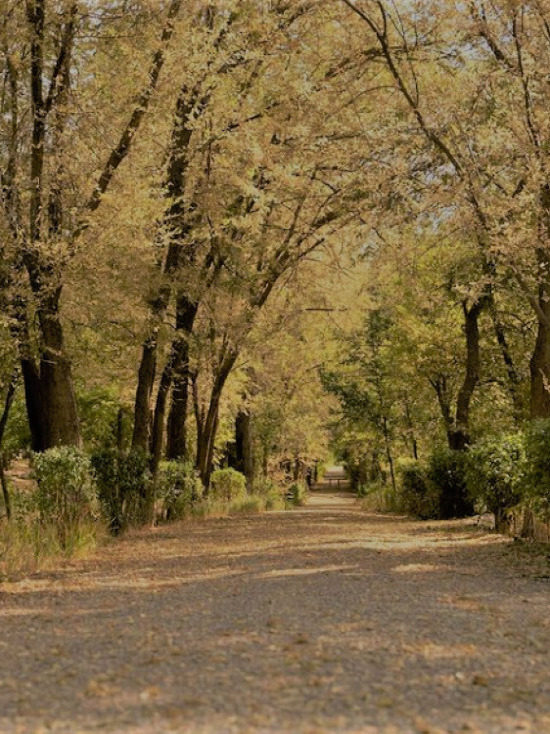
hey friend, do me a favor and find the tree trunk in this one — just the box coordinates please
[0,372,18,521]
[165,296,199,460]
[22,3,80,451]
[196,392,221,488]
[381,415,396,491]
[21,358,46,452]
[404,401,418,460]
[20,304,81,451]
[36,301,81,448]
[453,300,483,449]
[132,337,157,452]
[488,292,523,423]
[149,360,175,476]
[432,300,484,451]
[196,353,238,487]
[235,409,254,491]
[529,290,550,419]
[530,193,550,418]
[0,459,11,521]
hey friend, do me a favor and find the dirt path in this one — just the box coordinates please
[1,491,550,734]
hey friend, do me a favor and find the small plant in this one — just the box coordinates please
[209,468,247,503]
[91,448,151,532]
[253,477,285,510]
[466,434,525,533]
[77,387,129,450]
[399,459,441,520]
[32,446,98,548]
[427,448,474,519]
[157,460,203,521]
[285,480,308,507]
[360,480,404,514]
[229,496,265,514]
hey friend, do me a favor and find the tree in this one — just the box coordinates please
[0,0,183,450]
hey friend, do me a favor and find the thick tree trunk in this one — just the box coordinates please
[39,312,81,448]
[20,307,81,451]
[21,3,80,451]
[165,296,199,460]
[0,373,17,520]
[529,294,550,419]
[530,194,550,418]
[132,337,157,452]
[488,292,523,423]
[196,353,238,488]
[166,369,190,459]
[196,393,221,488]
[21,358,45,452]
[234,409,254,491]
[150,360,175,476]
[432,300,484,452]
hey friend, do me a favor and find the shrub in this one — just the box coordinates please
[157,460,203,521]
[2,394,32,459]
[229,496,265,514]
[32,447,97,547]
[77,387,129,450]
[466,434,525,532]
[360,480,404,513]
[399,459,440,520]
[427,447,474,519]
[285,480,308,507]
[209,468,247,502]
[253,477,285,511]
[91,448,151,532]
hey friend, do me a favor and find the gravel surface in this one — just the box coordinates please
[1,490,550,734]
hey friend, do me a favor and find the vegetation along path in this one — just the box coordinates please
[1,491,550,734]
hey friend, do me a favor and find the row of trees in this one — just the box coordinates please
[0,0,360,495]
[2,0,550,527]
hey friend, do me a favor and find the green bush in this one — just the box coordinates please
[77,387,128,450]
[2,394,32,459]
[466,434,525,532]
[91,448,151,532]
[229,496,265,514]
[32,447,98,547]
[360,480,404,513]
[285,480,308,507]
[427,448,474,519]
[399,459,440,520]
[157,460,203,521]
[209,468,247,502]
[253,477,285,510]
[524,419,550,519]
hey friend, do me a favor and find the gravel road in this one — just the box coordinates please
[1,490,550,734]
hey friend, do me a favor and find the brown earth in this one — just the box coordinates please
[1,489,550,734]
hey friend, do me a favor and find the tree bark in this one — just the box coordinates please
[0,372,18,520]
[132,337,158,451]
[19,299,81,450]
[149,357,175,475]
[36,295,81,448]
[487,291,523,423]
[453,300,483,449]
[234,408,254,491]
[530,252,550,418]
[431,299,484,451]
[196,352,238,487]
[165,296,199,460]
